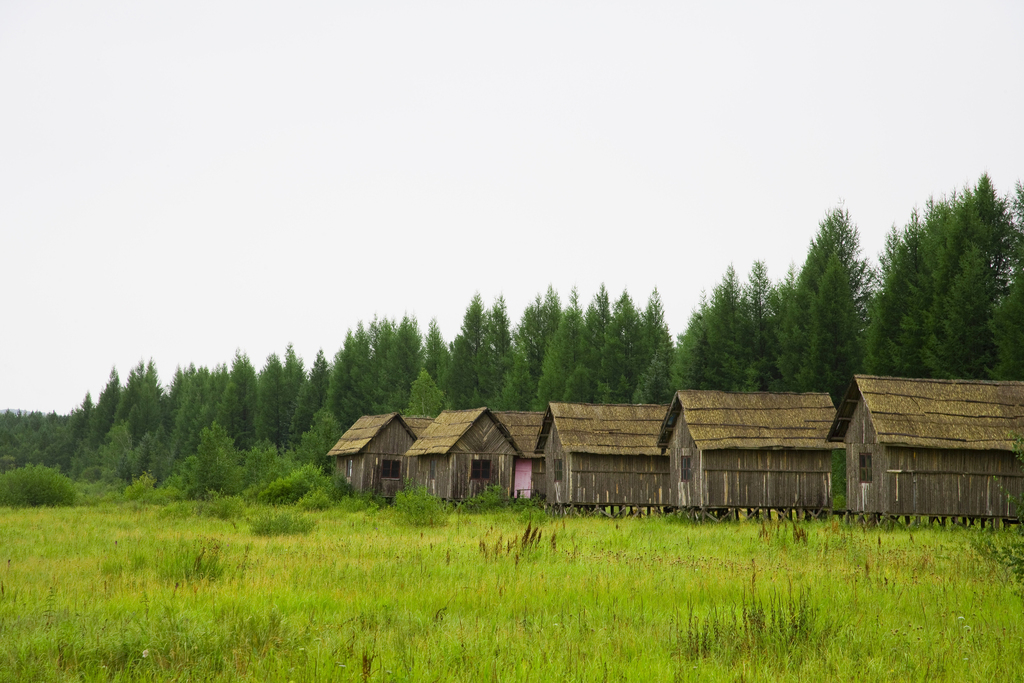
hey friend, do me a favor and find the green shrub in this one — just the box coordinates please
[459,484,510,513]
[250,511,316,536]
[0,465,76,507]
[201,494,245,520]
[296,487,333,511]
[394,484,447,526]
[257,464,331,505]
[157,538,224,583]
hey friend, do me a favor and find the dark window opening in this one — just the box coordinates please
[859,453,872,483]
[681,455,692,482]
[382,459,401,480]
[532,459,545,474]
[470,459,491,480]
[429,459,437,480]
[554,458,564,482]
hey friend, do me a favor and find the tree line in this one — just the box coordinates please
[1,174,1022,489]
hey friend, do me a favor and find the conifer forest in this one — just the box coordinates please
[2,174,1023,494]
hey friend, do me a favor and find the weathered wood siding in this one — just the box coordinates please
[411,455,452,500]
[880,446,1023,518]
[334,418,416,497]
[570,453,671,505]
[530,457,547,498]
[701,449,831,509]
[844,397,880,512]
[668,419,702,507]
[543,428,568,505]
[448,417,517,500]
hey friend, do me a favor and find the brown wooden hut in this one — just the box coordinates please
[405,408,520,500]
[658,390,836,518]
[535,403,670,509]
[493,411,546,499]
[827,375,1024,522]
[328,413,419,497]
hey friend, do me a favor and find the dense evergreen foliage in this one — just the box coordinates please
[1,175,1022,493]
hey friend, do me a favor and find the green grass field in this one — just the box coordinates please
[1,502,1021,682]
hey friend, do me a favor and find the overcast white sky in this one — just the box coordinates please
[1,1,1022,413]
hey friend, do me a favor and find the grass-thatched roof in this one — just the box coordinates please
[660,390,836,451]
[402,416,435,438]
[828,375,1024,450]
[405,408,516,457]
[493,411,545,458]
[537,403,668,456]
[327,413,416,457]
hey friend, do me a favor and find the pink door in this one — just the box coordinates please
[514,459,532,498]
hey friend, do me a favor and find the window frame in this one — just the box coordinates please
[381,458,401,480]
[554,458,563,483]
[681,455,692,482]
[859,452,872,483]
[346,458,353,479]
[470,459,491,481]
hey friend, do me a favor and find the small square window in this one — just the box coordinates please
[382,459,401,480]
[681,455,692,482]
[859,453,872,483]
[471,459,491,480]
[429,459,437,480]
[532,459,545,474]
[554,458,564,482]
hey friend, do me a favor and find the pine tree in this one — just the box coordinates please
[219,350,258,450]
[281,344,305,445]
[740,261,779,391]
[115,360,164,444]
[537,288,589,405]
[89,367,121,448]
[256,352,287,448]
[423,318,451,391]
[447,294,486,408]
[478,297,513,405]
[328,325,373,430]
[930,246,995,379]
[671,294,709,391]
[798,254,861,403]
[406,369,446,417]
[703,266,747,391]
[600,290,644,402]
[290,349,331,441]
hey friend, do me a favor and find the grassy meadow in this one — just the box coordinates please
[1,501,1022,682]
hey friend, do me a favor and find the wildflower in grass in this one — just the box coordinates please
[142,650,149,658]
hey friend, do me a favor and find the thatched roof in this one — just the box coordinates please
[660,390,836,451]
[327,413,416,457]
[828,375,1024,450]
[493,411,545,458]
[537,403,668,456]
[402,416,435,438]
[405,408,516,457]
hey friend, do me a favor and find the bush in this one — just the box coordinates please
[201,494,246,520]
[257,464,331,505]
[0,465,76,507]
[250,511,316,536]
[296,487,333,511]
[394,484,447,526]
[459,484,510,513]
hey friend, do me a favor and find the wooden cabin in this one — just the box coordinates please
[405,408,520,501]
[828,375,1024,522]
[535,403,670,509]
[493,411,545,499]
[658,390,836,518]
[327,413,419,497]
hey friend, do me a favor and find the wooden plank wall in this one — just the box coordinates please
[448,416,517,500]
[882,446,1024,518]
[357,419,416,497]
[570,453,671,505]
[544,428,568,505]
[669,419,702,508]
[701,449,831,509]
[844,398,879,512]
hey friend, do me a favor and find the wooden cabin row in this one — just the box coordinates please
[326,376,1024,521]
